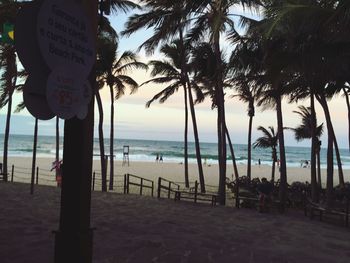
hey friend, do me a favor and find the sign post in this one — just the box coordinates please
[53,0,97,262]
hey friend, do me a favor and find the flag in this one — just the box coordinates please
[1,22,14,44]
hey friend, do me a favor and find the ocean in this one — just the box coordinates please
[1,134,350,169]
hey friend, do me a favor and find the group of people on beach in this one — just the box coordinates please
[155,154,163,162]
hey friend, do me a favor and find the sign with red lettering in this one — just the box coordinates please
[46,67,84,119]
[37,0,95,78]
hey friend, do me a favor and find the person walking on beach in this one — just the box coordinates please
[258,158,261,166]
[155,154,159,162]
[159,154,163,162]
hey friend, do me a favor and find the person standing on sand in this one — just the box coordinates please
[155,154,159,162]
[159,154,163,162]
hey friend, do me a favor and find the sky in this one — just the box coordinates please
[0,3,349,149]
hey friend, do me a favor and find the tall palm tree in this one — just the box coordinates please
[0,44,17,182]
[342,85,350,152]
[141,40,192,187]
[122,1,206,193]
[232,83,255,180]
[258,0,349,207]
[186,0,260,205]
[253,126,278,182]
[99,46,147,191]
[191,42,240,181]
[289,105,324,202]
[0,0,25,183]
[96,17,118,192]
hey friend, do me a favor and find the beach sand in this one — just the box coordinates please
[6,156,350,188]
[1,182,350,263]
[1,157,350,262]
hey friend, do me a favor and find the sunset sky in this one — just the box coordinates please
[1,4,349,149]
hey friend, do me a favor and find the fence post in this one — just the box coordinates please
[92,172,95,191]
[194,181,198,203]
[157,177,161,198]
[123,174,127,194]
[11,165,14,182]
[36,167,39,185]
[126,174,129,194]
[140,178,143,195]
[168,181,171,199]
[151,181,154,197]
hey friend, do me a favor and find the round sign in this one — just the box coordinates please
[23,74,55,120]
[46,67,85,119]
[15,0,50,76]
[37,0,95,78]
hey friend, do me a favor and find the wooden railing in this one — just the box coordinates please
[157,177,180,199]
[124,173,154,197]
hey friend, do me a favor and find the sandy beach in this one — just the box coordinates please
[1,181,350,263]
[5,156,350,189]
[0,157,350,262]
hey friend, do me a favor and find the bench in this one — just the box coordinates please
[305,198,349,227]
[174,190,218,206]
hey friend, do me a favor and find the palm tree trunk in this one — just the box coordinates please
[343,88,350,152]
[316,140,322,191]
[271,148,276,182]
[276,93,287,212]
[225,125,239,180]
[187,81,205,192]
[310,93,318,202]
[247,115,253,180]
[332,131,344,187]
[183,84,189,188]
[109,85,114,191]
[316,94,334,207]
[2,92,13,181]
[178,28,189,188]
[55,117,60,177]
[213,35,227,205]
[30,118,38,194]
[96,91,107,192]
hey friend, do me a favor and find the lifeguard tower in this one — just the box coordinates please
[123,145,129,166]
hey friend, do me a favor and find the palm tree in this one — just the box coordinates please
[122,1,207,193]
[342,84,350,152]
[0,0,26,181]
[191,42,240,181]
[232,83,255,180]
[253,126,278,182]
[258,0,349,207]
[186,0,260,205]
[99,46,147,191]
[141,40,192,187]
[289,106,324,202]
[0,44,17,182]
[96,18,118,192]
